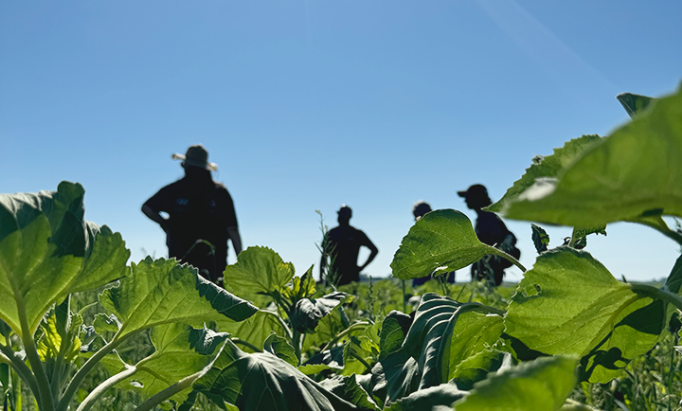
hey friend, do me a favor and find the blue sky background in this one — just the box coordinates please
[2,0,681,283]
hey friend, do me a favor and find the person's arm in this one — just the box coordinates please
[141,203,170,233]
[358,237,378,273]
[227,226,242,255]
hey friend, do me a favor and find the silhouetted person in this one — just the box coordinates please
[320,205,378,286]
[142,144,242,284]
[458,184,519,286]
[411,201,456,287]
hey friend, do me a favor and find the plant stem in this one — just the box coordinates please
[133,371,203,411]
[401,280,406,313]
[487,247,527,272]
[320,321,371,353]
[231,338,261,353]
[75,366,137,411]
[630,283,682,312]
[259,309,293,341]
[630,216,682,246]
[56,336,127,411]
[292,330,303,366]
[0,343,40,404]
[20,316,54,410]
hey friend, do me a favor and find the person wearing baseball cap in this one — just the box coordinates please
[320,205,378,286]
[458,184,519,286]
[142,144,242,285]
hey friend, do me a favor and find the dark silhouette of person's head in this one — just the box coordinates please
[458,184,493,210]
[412,201,432,221]
[172,144,218,184]
[337,205,352,226]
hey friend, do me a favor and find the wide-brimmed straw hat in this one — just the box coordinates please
[171,144,218,171]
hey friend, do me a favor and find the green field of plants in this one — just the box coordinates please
[1,84,681,411]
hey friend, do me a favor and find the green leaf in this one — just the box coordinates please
[450,349,510,391]
[100,257,258,341]
[531,224,550,254]
[0,181,130,335]
[488,135,602,213]
[569,226,606,249]
[383,383,465,411]
[318,374,380,411]
[93,313,120,334]
[219,307,285,354]
[290,292,351,333]
[452,356,578,411]
[391,210,500,280]
[122,323,228,404]
[505,248,664,383]
[283,266,317,302]
[193,340,360,411]
[223,246,295,301]
[501,87,682,227]
[380,294,503,403]
[263,333,297,367]
[379,310,413,361]
[617,92,656,118]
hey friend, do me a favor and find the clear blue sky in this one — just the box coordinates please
[2,1,681,283]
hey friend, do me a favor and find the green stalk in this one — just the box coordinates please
[133,370,203,411]
[630,283,682,312]
[0,343,39,405]
[231,338,261,353]
[260,309,293,341]
[630,216,682,246]
[56,336,127,411]
[402,280,406,313]
[487,246,527,272]
[75,366,137,411]
[19,312,54,410]
[292,330,303,366]
[320,321,371,353]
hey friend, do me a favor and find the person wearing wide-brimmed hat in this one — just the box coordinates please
[458,184,519,286]
[142,144,242,284]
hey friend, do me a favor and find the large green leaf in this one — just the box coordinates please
[263,333,297,367]
[391,210,502,280]
[223,246,295,301]
[100,257,258,341]
[379,310,413,361]
[452,356,578,411]
[383,383,465,411]
[0,182,129,334]
[501,86,682,227]
[193,340,359,411]
[122,323,228,404]
[488,135,602,214]
[505,248,664,383]
[380,294,503,403]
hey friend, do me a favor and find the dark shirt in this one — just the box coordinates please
[323,225,373,286]
[475,211,509,246]
[143,177,237,278]
[472,210,516,286]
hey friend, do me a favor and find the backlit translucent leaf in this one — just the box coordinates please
[218,307,285,354]
[122,323,228,404]
[0,182,130,334]
[223,246,295,301]
[450,349,509,391]
[505,248,664,383]
[379,310,413,361]
[193,340,359,411]
[383,383,465,411]
[502,87,682,227]
[391,210,500,280]
[101,257,257,341]
[452,356,577,411]
[487,135,602,213]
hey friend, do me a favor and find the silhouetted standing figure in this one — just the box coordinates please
[320,205,378,286]
[142,144,242,284]
[458,184,519,286]
[411,201,455,287]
